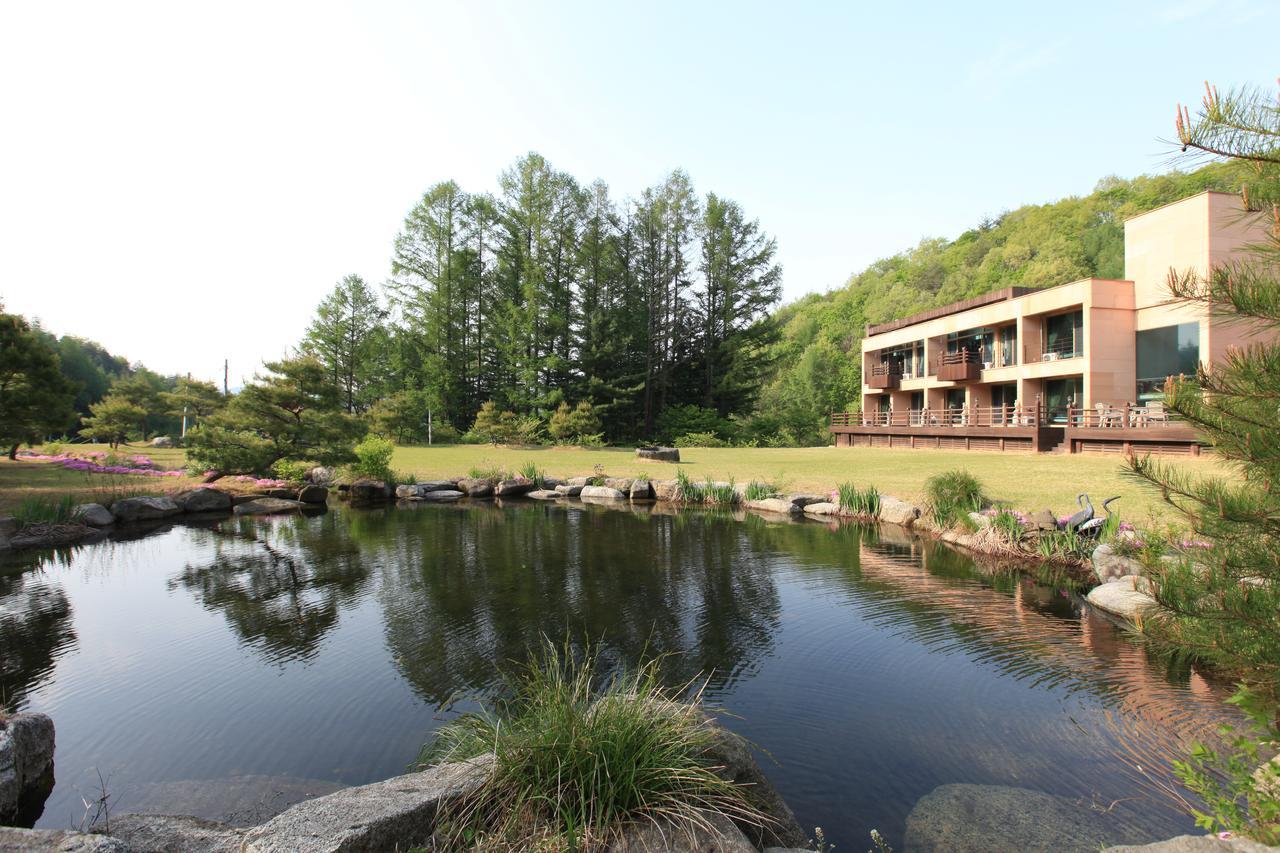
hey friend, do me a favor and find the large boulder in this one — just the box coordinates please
[0,516,16,550]
[555,484,584,497]
[456,478,495,498]
[73,503,115,527]
[0,828,127,851]
[306,466,333,486]
[233,498,306,516]
[702,725,807,849]
[802,502,840,516]
[630,480,653,500]
[745,498,801,516]
[1031,510,1058,532]
[567,476,593,487]
[107,814,244,852]
[527,489,561,500]
[580,485,627,501]
[149,436,175,448]
[610,811,755,852]
[635,446,680,463]
[420,490,465,502]
[1087,579,1157,622]
[0,712,56,827]
[603,478,634,493]
[494,479,536,497]
[1092,543,1146,583]
[296,485,328,505]
[240,756,491,853]
[110,496,180,523]
[1106,836,1277,852]
[652,479,679,502]
[348,480,391,503]
[877,496,920,527]
[174,488,232,514]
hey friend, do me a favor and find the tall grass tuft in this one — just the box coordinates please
[518,461,546,488]
[923,469,985,528]
[674,470,737,505]
[13,494,77,527]
[418,640,768,850]
[743,480,776,502]
[836,483,880,518]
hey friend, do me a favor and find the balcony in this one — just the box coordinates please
[866,364,901,390]
[935,350,982,382]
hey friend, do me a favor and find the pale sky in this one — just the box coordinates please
[2,0,1276,384]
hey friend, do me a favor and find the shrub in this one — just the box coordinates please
[468,463,510,481]
[418,640,767,849]
[743,480,776,502]
[656,405,735,445]
[674,470,737,505]
[837,483,880,518]
[14,494,77,527]
[519,461,545,488]
[515,415,547,445]
[271,458,311,483]
[987,509,1030,543]
[548,401,603,444]
[42,441,66,457]
[924,470,984,528]
[471,402,520,445]
[1035,528,1088,561]
[674,431,729,448]
[352,435,395,481]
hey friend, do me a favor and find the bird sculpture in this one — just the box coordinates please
[1076,496,1120,540]
[1063,493,1095,532]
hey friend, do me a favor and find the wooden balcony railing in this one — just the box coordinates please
[866,363,902,390]
[832,404,1048,429]
[1062,403,1180,429]
[935,349,982,382]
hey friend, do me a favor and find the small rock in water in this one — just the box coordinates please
[73,503,115,527]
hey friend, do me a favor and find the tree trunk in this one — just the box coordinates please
[8,443,17,461]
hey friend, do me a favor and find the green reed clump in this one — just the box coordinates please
[418,641,768,850]
[988,509,1028,543]
[518,461,546,488]
[675,470,737,505]
[924,469,984,528]
[467,463,510,481]
[13,494,77,527]
[836,483,880,518]
[1035,528,1088,561]
[743,480,776,502]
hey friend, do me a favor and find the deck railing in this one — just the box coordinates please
[1062,403,1179,429]
[833,404,1047,429]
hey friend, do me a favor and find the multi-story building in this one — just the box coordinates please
[830,191,1272,454]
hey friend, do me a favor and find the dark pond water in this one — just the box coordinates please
[0,501,1232,848]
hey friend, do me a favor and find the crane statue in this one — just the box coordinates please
[1063,494,1095,532]
[1076,496,1120,540]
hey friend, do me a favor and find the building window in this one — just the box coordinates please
[998,326,1018,367]
[1043,310,1083,359]
[880,341,924,377]
[1136,322,1200,402]
[1044,377,1082,422]
[945,388,966,410]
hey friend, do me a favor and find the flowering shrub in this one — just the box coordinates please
[17,451,183,478]
[231,475,290,488]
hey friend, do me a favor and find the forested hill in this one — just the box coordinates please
[753,161,1245,442]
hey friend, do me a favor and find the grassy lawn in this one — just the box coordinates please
[389,444,1226,522]
[0,444,201,515]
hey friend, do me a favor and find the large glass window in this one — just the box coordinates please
[946,328,995,365]
[998,326,1018,367]
[1043,310,1083,359]
[1136,322,1200,402]
[1044,377,1082,423]
[880,341,925,378]
[945,388,966,410]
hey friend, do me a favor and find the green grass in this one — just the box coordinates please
[12,494,77,526]
[836,482,880,518]
[923,469,986,529]
[417,640,766,850]
[674,470,737,505]
[742,480,777,502]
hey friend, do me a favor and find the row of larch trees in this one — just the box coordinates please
[302,152,781,442]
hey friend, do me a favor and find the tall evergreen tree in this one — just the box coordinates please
[0,312,76,458]
[303,274,386,413]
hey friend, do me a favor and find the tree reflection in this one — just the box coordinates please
[0,573,76,711]
[170,516,369,663]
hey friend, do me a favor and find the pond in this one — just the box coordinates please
[0,501,1230,849]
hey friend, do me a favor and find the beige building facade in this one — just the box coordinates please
[854,191,1270,434]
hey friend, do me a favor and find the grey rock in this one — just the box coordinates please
[73,503,115,527]
[394,484,419,499]
[174,489,232,513]
[1106,836,1277,852]
[580,485,627,500]
[903,782,1156,852]
[110,496,180,523]
[420,490,465,502]
[703,724,807,849]
[878,496,920,527]
[635,446,680,463]
[260,488,296,500]
[555,484,584,497]
[494,479,536,497]
[0,828,128,851]
[567,476,592,487]
[306,466,333,486]
[541,477,565,488]
[456,478,494,498]
[745,498,801,515]
[8,525,96,551]
[118,773,347,827]
[296,485,328,504]
[527,489,561,500]
[630,480,653,500]
[149,436,175,448]
[1087,579,1157,622]
[787,494,827,508]
[0,516,15,550]
[802,501,840,516]
[348,480,390,503]
[1031,509,1058,532]
[0,713,55,827]
[233,498,306,516]
[240,756,491,853]
[603,478,634,492]
[1092,543,1146,583]
[652,479,679,501]
[610,811,755,852]
[968,511,992,530]
[107,814,244,852]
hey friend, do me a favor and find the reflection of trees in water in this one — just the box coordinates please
[376,504,782,705]
[0,572,76,711]
[170,515,370,663]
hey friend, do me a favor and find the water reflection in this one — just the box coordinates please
[0,572,76,711]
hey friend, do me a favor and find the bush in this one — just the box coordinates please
[471,401,520,445]
[743,480,776,502]
[656,405,735,445]
[352,435,395,481]
[837,483,880,518]
[548,401,603,444]
[987,509,1030,543]
[14,494,76,527]
[271,458,311,483]
[519,461,545,488]
[418,640,767,849]
[674,470,737,505]
[924,469,985,528]
[673,431,729,448]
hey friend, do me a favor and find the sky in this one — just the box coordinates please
[2,0,1277,384]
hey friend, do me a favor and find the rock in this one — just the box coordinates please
[110,496,180,523]
[610,811,755,852]
[149,436,175,448]
[652,479,679,501]
[306,466,333,486]
[260,488,296,500]
[630,480,653,500]
[745,498,801,515]
[0,828,128,851]
[567,476,592,487]
[494,479,536,497]
[348,480,390,503]
[233,498,306,516]
[394,484,419,499]
[1092,543,1146,583]
[787,494,826,508]
[456,478,495,498]
[580,485,627,500]
[240,756,491,853]
[967,511,992,530]
[107,814,244,852]
[635,446,680,463]
[231,493,269,506]
[903,782,1154,852]
[0,712,56,827]
[296,485,328,504]
[802,501,840,516]
[604,478,634,492]
[527,489,561,500]
[555,484,584,497]
[0,516,16,550]
[9,524,97,550]
[73,503,115,527]
[702,725,807,849]
[420,490,465,502]
[878,496,921,527]
[1105,836,1276,852]
[174,488,232,513]
[1087,579,1158,622]
[1031,509,1058,532]
[542,477,564,488]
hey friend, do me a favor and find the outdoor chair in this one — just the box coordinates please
[1146,401,1170,425]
